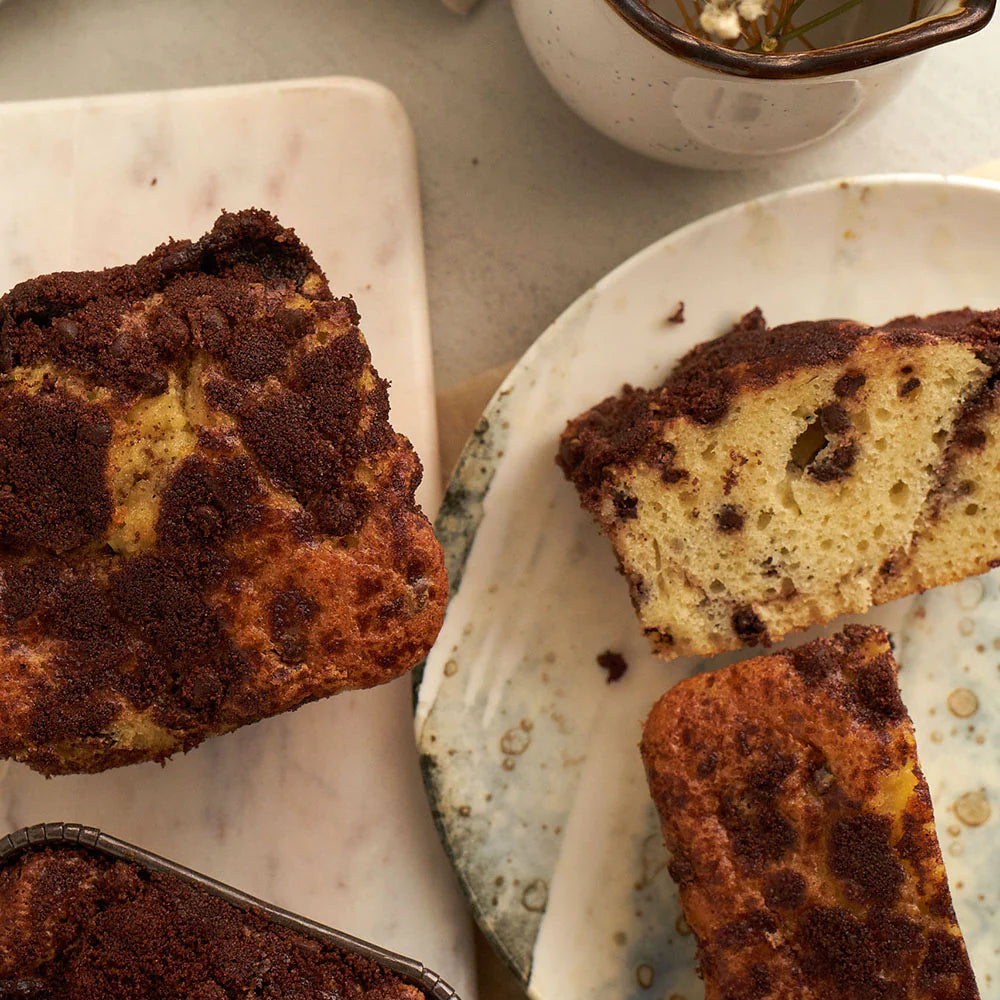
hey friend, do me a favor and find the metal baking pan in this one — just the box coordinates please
[0,822,461,1000]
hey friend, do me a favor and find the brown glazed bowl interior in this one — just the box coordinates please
[604,0,996,78]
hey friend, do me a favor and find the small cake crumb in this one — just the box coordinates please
[597,650,628,683]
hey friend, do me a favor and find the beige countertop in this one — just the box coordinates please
[2,3,1000,997]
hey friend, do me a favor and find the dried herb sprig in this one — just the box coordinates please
[662,0,872,53]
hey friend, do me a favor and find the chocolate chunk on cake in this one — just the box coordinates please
[640,625,979,1000]
[0,210,447,774]
[0,847,425,998]
[558,307,1000,660]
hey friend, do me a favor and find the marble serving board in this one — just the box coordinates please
[0,77,474,997]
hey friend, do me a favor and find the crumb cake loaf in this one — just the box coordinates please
[0,847,425,999]
[640,625,978,1000]
[558,307,1000,660]
[0,210,447,774]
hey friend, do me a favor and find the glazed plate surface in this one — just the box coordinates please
[415,175,1000,1000]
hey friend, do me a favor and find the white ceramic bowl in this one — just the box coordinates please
[512,0,994,169]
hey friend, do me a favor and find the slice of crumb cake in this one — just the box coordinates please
[0,210,447,774]
[559,308,1000,661]
[640,625,978,1000]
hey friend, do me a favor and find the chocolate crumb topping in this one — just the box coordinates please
[850,653,906,721]
[714,908,777,950]
[918,932,976,991]
[557,310,876,511]
[763,869,806,911]
[0,848,425,999]
[668,850,696,886]
[719,788,796,871]
[0,982,49,999]
[797,906,880,994]
[0,390,113,554]
[828,813,905,906]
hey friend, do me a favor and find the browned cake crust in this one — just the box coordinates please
[640,625,979,1000]
[0,210,447,774]
[0,847,424,999]
[558,307,1000,659]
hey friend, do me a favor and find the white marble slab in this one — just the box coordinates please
[0,77,474,998]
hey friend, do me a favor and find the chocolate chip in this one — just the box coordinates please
[157,242,205,276]
[78,422,112,447]
[833,372,866,398]
[715,504,744,532]
[276,307,311,340]
[879,554,898,578]
[819,402,851,434]
[612,490,638,520]
[809,442,857,483]
[53,317,79,345]
[142,367,169,396]
[647,626,674,647]
[277,633,307,665]
[732,605,766,642]
[898,377,921,397]
[954,425,987,450]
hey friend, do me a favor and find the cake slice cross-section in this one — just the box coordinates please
[640,625,978,1000]
[558,308,1000,660]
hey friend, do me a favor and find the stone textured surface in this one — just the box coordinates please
[0,77,472,1000]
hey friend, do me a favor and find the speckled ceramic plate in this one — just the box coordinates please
[415,175,1000,1000]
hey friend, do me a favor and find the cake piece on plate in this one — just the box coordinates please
[558,307,1000,660]
[0,209,447,774]
[0,846,425,998]
[640,625,978,1000]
